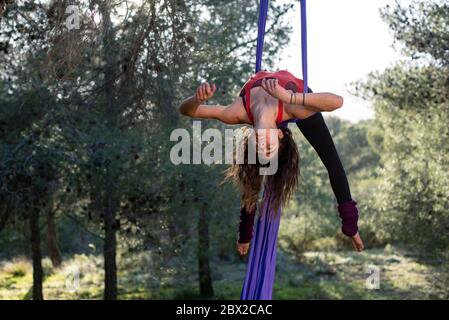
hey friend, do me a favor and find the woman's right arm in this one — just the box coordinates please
[179,82,215,117]
[179,82,243,124]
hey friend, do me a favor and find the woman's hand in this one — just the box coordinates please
[236,241,250,256]
[195,82,216,103]
[351,232,364,252]
[261,78,289,103]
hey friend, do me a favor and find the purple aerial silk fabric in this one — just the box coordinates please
[240,187,281,300]
[300,0,308,91]
[241,0,308,300]
[255,0,269,74]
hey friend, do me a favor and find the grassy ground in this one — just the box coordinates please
[0,245,447,300]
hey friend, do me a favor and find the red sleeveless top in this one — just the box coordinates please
[239,70,305,125]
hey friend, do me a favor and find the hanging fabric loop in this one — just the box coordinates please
[241,0,309,300]
[254,0,308,91]
[255,0,270,73]
[300,0,308,92]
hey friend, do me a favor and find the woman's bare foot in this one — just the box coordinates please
[351,232,365,252]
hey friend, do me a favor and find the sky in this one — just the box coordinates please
[276,0,403,122]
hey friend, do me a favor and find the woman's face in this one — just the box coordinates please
[254,128,284,161]
[251,102,285,161]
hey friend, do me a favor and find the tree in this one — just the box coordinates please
[1,0,298,300]
[353,0,449,253]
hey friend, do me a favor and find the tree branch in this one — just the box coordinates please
[225,4,293,56]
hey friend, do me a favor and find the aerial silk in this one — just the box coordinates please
[240,0,308,300]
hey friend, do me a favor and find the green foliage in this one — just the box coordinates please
[0,0,298,298]
[380,0,449,65]
[353,0,449,254]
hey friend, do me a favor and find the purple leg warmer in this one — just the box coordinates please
[338,200,359,237]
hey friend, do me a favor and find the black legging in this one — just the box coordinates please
[296,112,352,204]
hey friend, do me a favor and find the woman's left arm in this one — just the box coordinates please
[261,78,344,113]
[296,92,343,111]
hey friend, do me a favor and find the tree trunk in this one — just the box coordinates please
[103,194,117,300]
[29,208,44,300]
[198,203,214,298]
[100,1,118,300]
[47,210,62,268]
[0,200,9,232]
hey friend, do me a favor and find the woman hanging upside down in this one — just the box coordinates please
[179,69,364,255]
